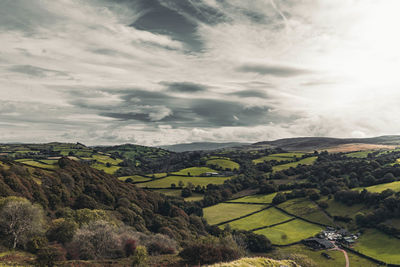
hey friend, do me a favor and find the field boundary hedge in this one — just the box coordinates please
[249,218,296,232]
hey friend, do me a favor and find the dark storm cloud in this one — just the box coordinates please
[8,65,69,77]
[89,88,279,127]
[162,82,208,93]
[237,64,311,77]
[230,90,267,98]
[129,0,203,51]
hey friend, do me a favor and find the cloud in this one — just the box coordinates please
[230,90,267,98]
[1,0,400,145]
[162,81,208,93]
[237,63,311,77]
[7,65,69,78]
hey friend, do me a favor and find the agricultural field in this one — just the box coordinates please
[227,192,288,204]
[221,207,293,231]
[206,158,240,170]
[137,175,231,188]
[381,218,400,233]
[278,198,334,226]
[344,150,374,158]
[171,167,218,176]
[253,152,305,164]
[353,229,400,265]
[146,172,168,178]
[153,189,204,202]
[356,180,400,193]
[322,197,371,221]
[91,163,120,174]
[272,157,317,172]
[92,154,123,165]
[254,219,324,245]
[21,160,58,170]
[118,175,151,183]
[266,244,377,267]
[203,203,267,225]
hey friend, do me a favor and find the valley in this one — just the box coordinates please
[1,136,400,266]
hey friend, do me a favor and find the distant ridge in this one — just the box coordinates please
[160,142,250,152]
[249,135,400,151]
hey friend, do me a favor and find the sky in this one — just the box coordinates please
[1,0,400,146]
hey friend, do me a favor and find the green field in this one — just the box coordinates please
[353,229,400,265]
[171,167,218,176]
[272,157,317,172]
[92,154,123,165]
[221,207,293,231]
[146,172,168,178]
[253,153,306,164]
[91,163,120,174]
[153,189,204,202]
[357,180,400,193]
[39,159,59,165]
[203,203,267,225]
[14,158,32,162]
[345,151,374,158]
[322,197,370,222]
[137,176,232,188]
[278,198,334,226]
[228,192,288,204]
[22,160,58,170]
[254,219,323,245]
[206,158,240,170]
[267,244,377,267]
[118,175,151,183]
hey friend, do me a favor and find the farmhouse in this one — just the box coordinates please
[303,238,335,250]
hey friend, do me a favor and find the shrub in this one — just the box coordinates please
[124,239,137,257]
[47,218,77,244]
[36,244,66,267]
[26,235,48,253]
[272,192,286,205]
[179,242,240,265]
[131,245,148,267]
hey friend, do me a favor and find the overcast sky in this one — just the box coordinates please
[1,0,400,146]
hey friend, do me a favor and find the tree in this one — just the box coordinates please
[272,192,286,205]
[0,198,45,249]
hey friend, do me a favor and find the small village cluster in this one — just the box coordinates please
[303,227,360,250]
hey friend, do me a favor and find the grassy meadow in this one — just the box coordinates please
[137,175,231,188]
[206,158,240,170]
[253,153,306,164]
[221,207,293,231]
[203,203,267,225]
[353,229,400,265]
[171,166,218,176]
[272,157,317,172]
[254,219,324,245]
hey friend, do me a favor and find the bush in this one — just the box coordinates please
[131,245,148,267]
[47,218,77,244]
[26,236,48,253]
[124,239,137,257]
[179,243,240,265]
[272,192,286,205]
[36,244,66,267]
